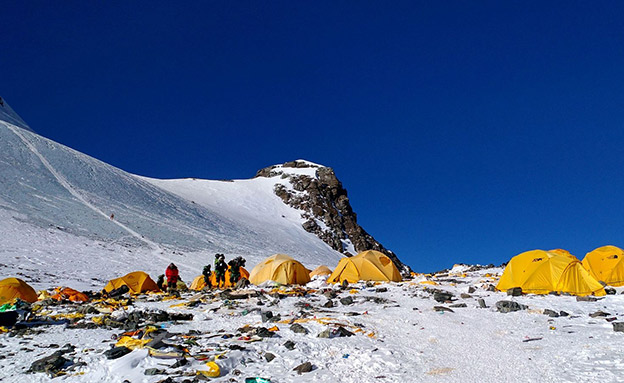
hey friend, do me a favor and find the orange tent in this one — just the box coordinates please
[51,287,89,302]
[190,267,250,290]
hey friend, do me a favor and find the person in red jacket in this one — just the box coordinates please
[165,263,179,293]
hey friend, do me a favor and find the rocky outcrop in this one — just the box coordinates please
[255,160,411,275]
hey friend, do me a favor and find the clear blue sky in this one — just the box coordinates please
[3,1,624,272]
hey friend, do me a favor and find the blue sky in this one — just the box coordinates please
[3,1,624,272]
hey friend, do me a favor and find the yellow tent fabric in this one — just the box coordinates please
[104,271,160,294]
[0,278,38,304]
[327,250,402,284]
[497,250,605,296]
[249,254,310,285]
[310,265,333,278]
[582,245,624,286]
[190,275,206,290]
[548,248,578,259]
[189,267,250,290]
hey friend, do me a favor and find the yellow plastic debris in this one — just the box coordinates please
[198,361,221,378]
[268,326,279,332]
[115,336,151,350]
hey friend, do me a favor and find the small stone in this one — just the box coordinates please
[317,329,331,338]
[559,311,569,317]
[340,297,354,306]
[332,326,354,337]
[449,303,467,308]
[543,309,560,317]
[605,287,616,295]
[506,287,522,296]
[613,322,624,333]
[477,298,487,308]
[290,324,309,334]
[576,296,599,302]
[144,368,165,375]
[260,311,273,322]
[495,300,527,313]
[255,327,275,338]
[433,306,454,313]
[433,292,453,303]
[590,311,610,318]
[293,361,313,374]
[284,340,296,350]
[323,300,334,308]
[460,293,471,299]
[265,353,276,362]
[468,286,476,294]
[103,346,132,360]
[375,287,387,293]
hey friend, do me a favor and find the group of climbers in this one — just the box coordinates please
[153,254,247,294]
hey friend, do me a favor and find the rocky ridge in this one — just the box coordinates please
[255,160,411,274]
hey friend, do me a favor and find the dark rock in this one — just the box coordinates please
[590,311,610,318]
[77,305,100,315]
[261,311,273,322]
[255,327,275,338]
[257,161,412,275]
[144,368,165,375]
[559,311,569,317]
[103,346,132,360]
[613,323,624,332]
[284,340,296,350]
[460,293,472,299]
[156,378,175,383]
[495,300,528,313]
[605,287,616,295]
[486,284,496,292]
[340,297,354,306]
[376,287,388,293]
[293,361,313,374]
[433,292,454,303]
[317,329,331,338]
[332,327,355,337]
[449,303,467,308]
[477,298,487,308]
[265,353,276,362]
[290,324,309,334]
[172,358,188,368]
[341,280,349,290]
[576,296,600,302]
[28,351,69,374]
[323,300,334,308]
[506,287,522,296]
[468,286,476,294]
[543,309,560,317]
[433,306,454,313]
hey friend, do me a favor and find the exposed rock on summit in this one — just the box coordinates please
[255,160,410,274]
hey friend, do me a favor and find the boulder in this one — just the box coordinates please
[28,351,69,374]
[293,361,313,374]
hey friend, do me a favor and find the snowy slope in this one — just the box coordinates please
[0,115,343,290]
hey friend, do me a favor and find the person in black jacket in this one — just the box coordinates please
[214,254,227,288]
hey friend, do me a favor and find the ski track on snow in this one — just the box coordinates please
[4,122,162,254]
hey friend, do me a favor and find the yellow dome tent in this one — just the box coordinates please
[104,271,160,294]
[310,265,333,278]
[327,250,402,284]
[189,267,250,290]
[582,245,624,286]
[0,278,38,304]
[249,254,310,285]
[548,248,578,259]
[497,249,605,296]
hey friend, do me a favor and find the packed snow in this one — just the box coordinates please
[2,268,624,382]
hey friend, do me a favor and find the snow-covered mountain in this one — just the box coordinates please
[0,99,406,290]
